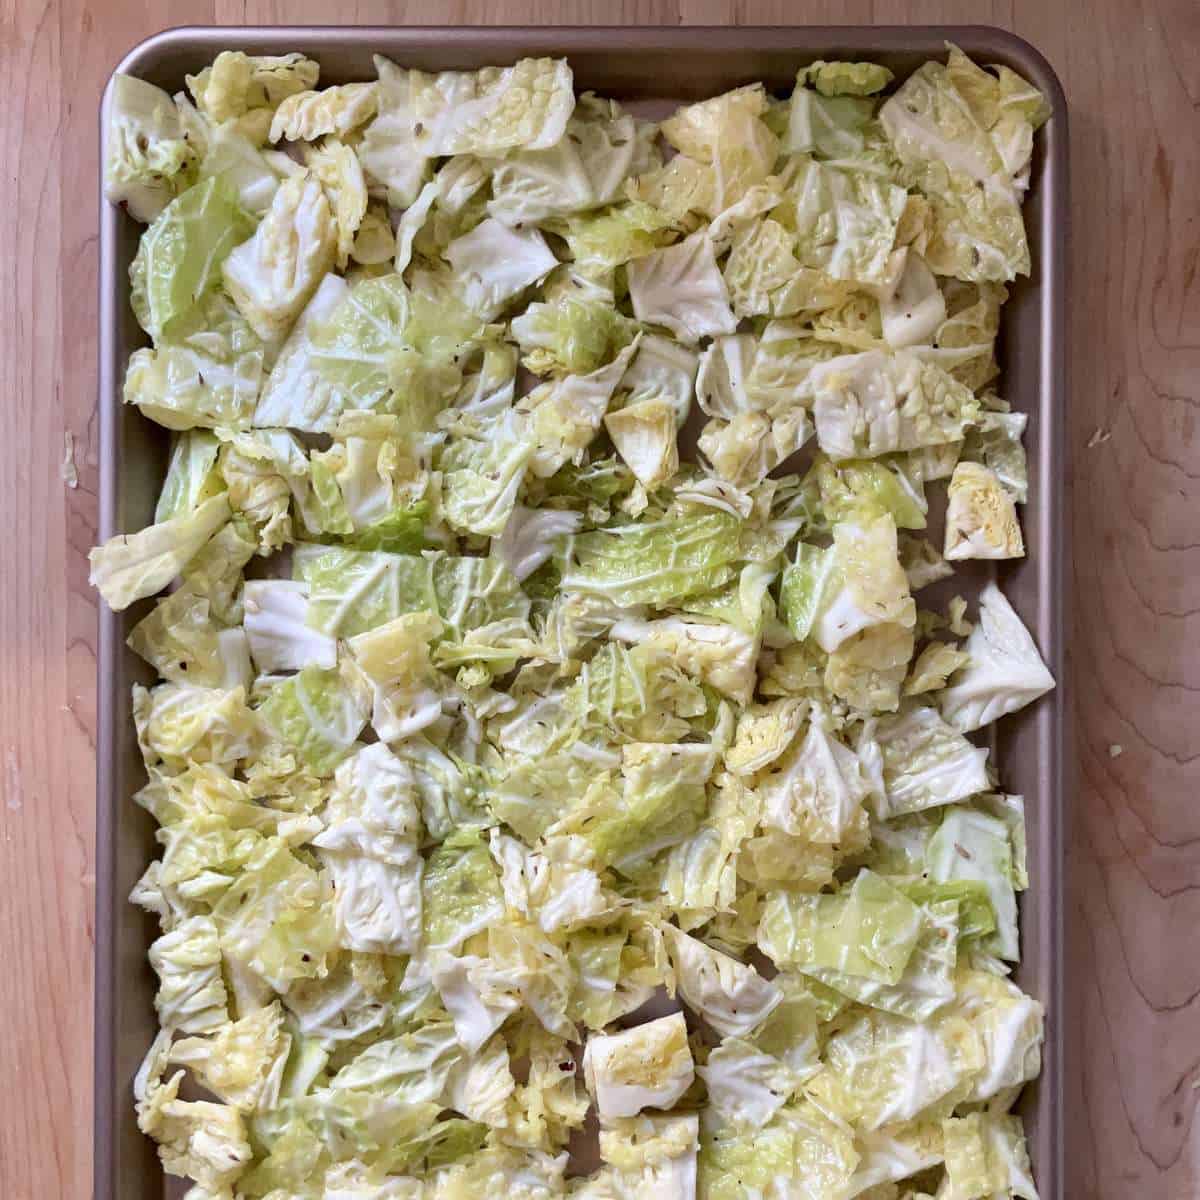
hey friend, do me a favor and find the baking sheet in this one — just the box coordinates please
[96,26,1068,1199]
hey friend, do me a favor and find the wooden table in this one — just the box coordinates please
[1,2,1196,1197]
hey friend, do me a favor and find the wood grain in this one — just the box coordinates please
[0,3,1196,1198]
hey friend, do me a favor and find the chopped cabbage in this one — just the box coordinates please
[939,583,1055,732]
[99,46,1055,1198]
[105,75,198,221]
[582,1012,694,1121]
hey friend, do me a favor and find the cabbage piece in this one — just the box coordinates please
[698,1113,798,1199]
[626,234,737,344]
[314,841,423,958]
[429,951,522,1054]
[697,323,837,418]
[699,1100,858,1200]
[810,1006,983,1130]
[963,408,1028,503]
[406,58,574,156]
[797,60,894,97]
[722,216,799,319]
[597,1112,698,1198]
[149,916,230,1033]
[242,580,337,673]
[904,641,969,696]
[758,870,923,984]
[952,966,1043,1103]
[810,350,980,461]
[421,1144,567,1196]
[168,1001,291,1112]
[846,1121,945,1195]
[655,786,750,930]
[604,396,681,489]
[540,639,706,747]
[510,295,636,377]
[319,413,431,532]
[105,75,198,221]
[777,156,907,285]
[824,621,915,713]
[212,436,290,553]
[812,514,916,654]
[482,920,578,1041]
[128,590,240,689]
[296,546,523,639]
[305,272,437,423]
[490,93,659,224]
[698,405,811,490]
[434,555,532,640]
[134,681,258,770]
[135,1033,253,1193]
[582,1011,694,1121]
[130,177,255,342]
[522,337,641,478]
[664,926,780,1037]
[222,170,337,343]
[443,1033,516,1128]
[696,328,825,487]
[879,48,1049,282]
[556,199,676,276]
[269,82,379,142]
[252,274,349,431]
[490,830,614,934]
[779,543,838,643]
[281,958,393,1046]
[583,742,715,870]
[220,426,350,543]
[638,85,778,222]
[724,699,808,777]
[922,278,1006,390]
[126,291,265,432]
[350,204,397,267]
[816,455,928,531]
[310,744,425,955]
[210,837,337,990]
[328,1017,460,1098]
[698,1037,797,1130]
[927,807,1021,960]
[941,1112,1039,1200]
[195,119,286,216]
[944,461,1024,560]
[609,615,758,705]
[804,897,959,1021]
[621,333,699,427]
[562,509,743,607]
[899,533,955,595]
[874,704,990,816]
[786,85,878,161]
[422,833,506,950]
[256,664,370,773]
[302,137,368,270]
[441,410,535,537]
[496,505,583,582]
[938,583,1054,732]
[90,493,231,612]
[444,217,558,320]
[347,610,446,740]
[881,250,946,348]
[186,51,319,127]
[401,158,494,268]
[757,704,871,843]
[156,430,223,520]
[358,57,431,208]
